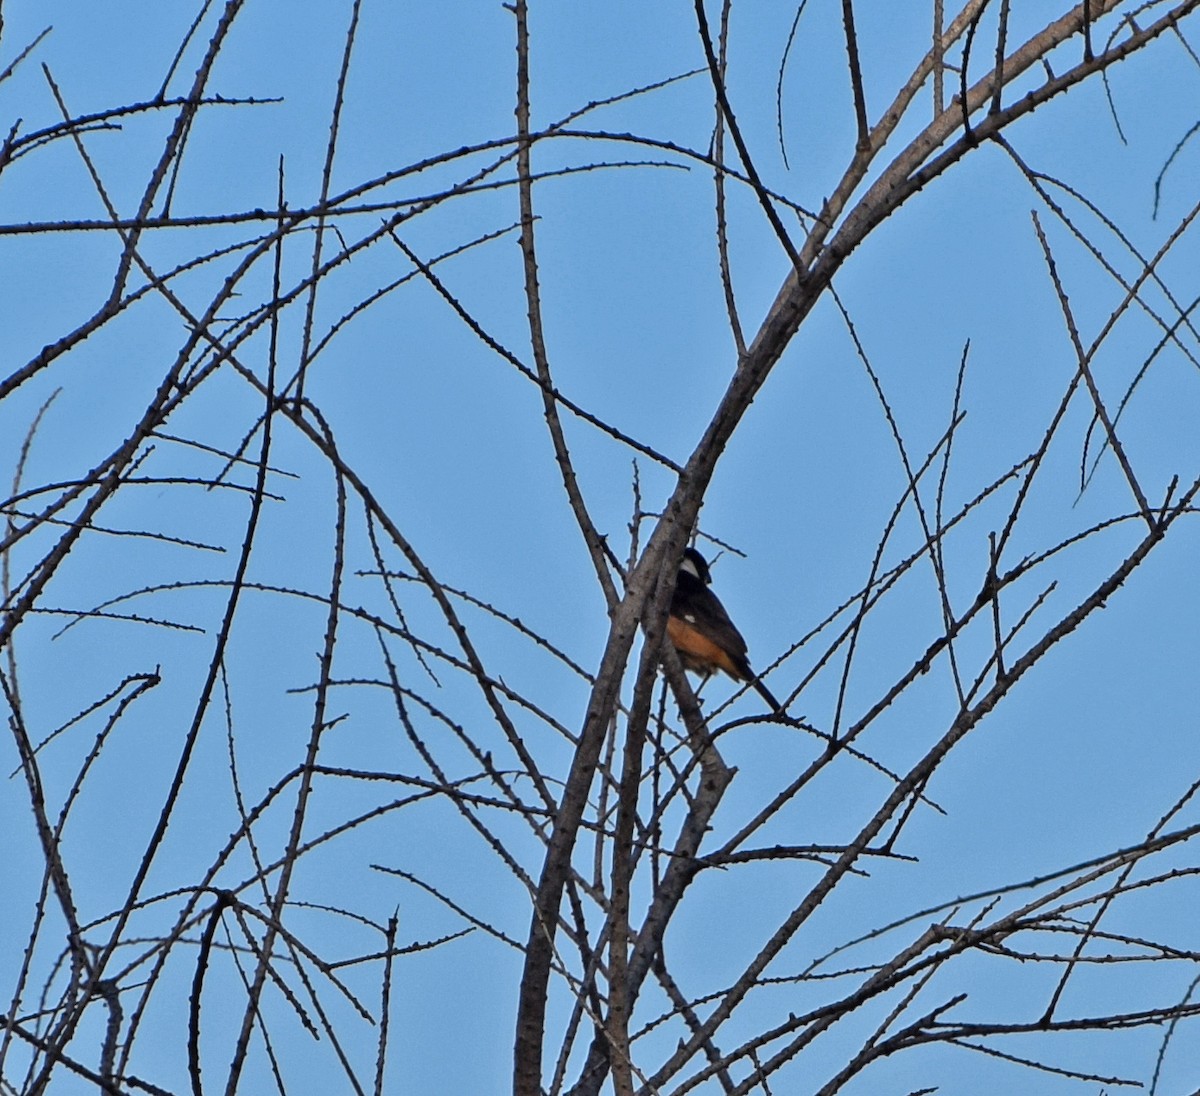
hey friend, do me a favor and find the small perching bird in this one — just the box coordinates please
[666,546,781,713]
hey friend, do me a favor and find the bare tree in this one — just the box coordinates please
[3,2,1200,1093]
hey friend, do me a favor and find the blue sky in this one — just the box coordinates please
[3,3,1200,1093]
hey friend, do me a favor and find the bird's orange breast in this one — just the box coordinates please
[667,616,744,679]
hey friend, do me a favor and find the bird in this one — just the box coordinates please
[667,546,782,713]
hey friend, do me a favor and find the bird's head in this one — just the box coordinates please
[679,546,712,585]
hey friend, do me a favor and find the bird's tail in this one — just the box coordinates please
[752,676,783,715]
